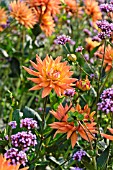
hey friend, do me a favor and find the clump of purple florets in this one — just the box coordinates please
[20,118,38,129]
[55,34,71,45]
[64,89,75,97]
[98,87,113,114]
[100,2,113,13]
[4,148,27,166]
[96,20,113,39]
[73,150,86,161]
[8,121,17,129]
[11,131,37,150]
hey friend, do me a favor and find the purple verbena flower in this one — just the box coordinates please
[96,20,113,39]
[83,28,91,36]
[55,34,71,45]
[100,3,113,13]
[4,148,27,166]
[8,121,17,129]
[97,87,113,114]
[64,89,75,97]
[11,131,37,150]
[20,118,38,129]
[73,150,86,161]
[75,46,84,52]
[92,36,101,42]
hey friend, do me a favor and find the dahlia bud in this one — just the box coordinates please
[76,76,90,91]
[67,54,77,62]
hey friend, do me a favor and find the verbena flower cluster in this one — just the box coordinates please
[8,121,17,129]
[4,148,27,166]
[64,89,75,97]
[96,20,113,39]
[98,87,113,114]
[100,3,113,13]
[75,46,84,52]
[20,118,38,129]
[11,131,37,149]
[73,150,86,161]
[55,34,71,45]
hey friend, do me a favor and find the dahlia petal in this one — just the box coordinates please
[67,130,73,139]
[107,127,113,135]
[42,87,52,98]
[30,60,39,70]
[29,85,41,91]
[71,132,77,148]
[27,78,41,83]
[23,66,39,76]
[54,86,61,96]
[101,133,113,140]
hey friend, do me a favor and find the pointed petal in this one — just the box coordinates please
[23,66,39,76]
[101,133,113,140]
[71,132,77,148]
[29,85,41,91]
[42,87,52,98]
[107,127,113,134]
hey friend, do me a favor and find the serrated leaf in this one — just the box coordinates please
[23,106,42,121]
[97,146,110,170]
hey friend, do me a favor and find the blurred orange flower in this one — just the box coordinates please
[76,76,90,91]
[85,37,100,51]
[64,0,83,17]
[49,103,97,148]
[101,127,113,140]
[95,44,113,72]
[40,12,55,36]
[84,0,102,22]
[23,55,76,98]
[0,7,7,32]
[0,154,28,170]
[9,0,37,29]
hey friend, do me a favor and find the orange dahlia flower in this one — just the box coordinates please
[9,0,37,29]
[0,154,28,170]
[85,37,100,51]
[76,76,90,91]
[23,54,76,98]
[40,12,55,36]
[49,103,97,148]
[101,127,113,140]
[64,0,82,17]
[0,7,7,32]
[84,0,102,22]
[95,44,113,72]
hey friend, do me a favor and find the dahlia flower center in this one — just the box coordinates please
[47,68,61,80]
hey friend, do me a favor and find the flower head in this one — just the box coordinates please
[84,0,102,22]
[0,154,28,170]
[23,54,76,98]
[9,0,37,28]
[97,87,113,114]
[64,89,75,97]
[85,37,100,51]
[55,34,71,45]
[11,131,37,149]
[73,150,86,161]
[70,167,83,170]
[8,121,17,129]
[100,3,113,13]
[0,7,8,32]
[95,44,113,71]
[4,148,28,166]
[76,76,90,91]
[20,118,38,129]
[75,46,84,53]
[49,103,97,148]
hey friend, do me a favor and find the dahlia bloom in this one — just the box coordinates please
[85,37,100,51]
[0,7,8,32]
[84,0,102,22]
[76,76,90,91]
[40,12,55,36]
[23,54,76,98]
[0,154,28,170]
[9,0,37,29]
[95,44,113,72]
[49,103,97,148]
[101,127,113,140]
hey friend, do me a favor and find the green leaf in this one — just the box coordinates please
[23,106,42,121]
[32,24,42,36]
[90,44,102,58]
[82,159,94,170]
[97,146,110,170]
